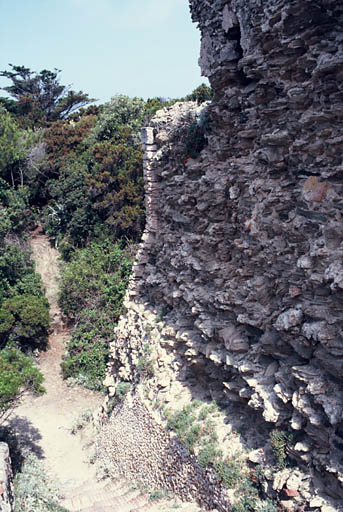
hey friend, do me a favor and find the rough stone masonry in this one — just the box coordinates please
[105,0,343,508]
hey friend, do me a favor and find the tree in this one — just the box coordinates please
[0,347,44,423]
[0,65,94,125]
[0,108,45,188]
[86,95,145,144]
[186,83,213,104]
[0,294,50,350]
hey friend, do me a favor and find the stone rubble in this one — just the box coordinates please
[96,397,230,512]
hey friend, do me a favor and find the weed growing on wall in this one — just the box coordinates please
[164,400,277,512]
[137,344,155,378]
[270,429,294,469]
[115,381,131,401]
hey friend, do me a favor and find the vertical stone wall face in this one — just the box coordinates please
[0,443,14,512]
[105,0,343,507]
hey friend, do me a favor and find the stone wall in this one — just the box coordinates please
[105,0,343,509]
[97,396,230,511]
[0,444,14,512]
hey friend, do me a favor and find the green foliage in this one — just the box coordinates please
[71,408,93,434]
[137,344,155,378]
[0,348,44,423]
[0,242,36,301]
[0,109,43,188]
[61,309,112,391]
[59,242,132,388]
[41,97,145,245]
[86,127,145,241]
[270,429,293,469]
[183,110,210,159]
[59,241,132,319]
[115,381,131,401]
[0,108,25,186]
[42,160,95,247]
[10,272,44,298]
[14,454,67,512]
[0,295,49,350]
[0,180,36,235]
[197,441,222,467]
[0,64,94,126]
[86,95,145,144]
[186,83,213,104]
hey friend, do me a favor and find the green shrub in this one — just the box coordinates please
[270,429,293,469]
[14,454,67,512]
[10,273,44,298]
[59,241,132,319]
[198,442,222,467]
[0,182,36,234]
[86,95,145,144]
[0,243,35,295]
[0,348,44,423]
[116,381,131,401]
[71,408,93,434]
[137,344,155,378]
[186,83,213,104]
[61,309,113,391]
[0,295,50,349]
[59,241,132,391]
[183,110,210,159]
[215,459,242,488]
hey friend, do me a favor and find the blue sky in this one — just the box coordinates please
[0,0,207,104]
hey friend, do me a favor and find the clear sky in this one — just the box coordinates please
[0,0,207,105]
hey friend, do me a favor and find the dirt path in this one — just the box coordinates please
[12,231,103,489]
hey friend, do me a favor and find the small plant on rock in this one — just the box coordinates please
[137,344,155,378]
[115,381,131,401]
[71,408,93,434]
[270,429,293,469]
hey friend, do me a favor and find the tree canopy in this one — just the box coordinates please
[0,65,94,125]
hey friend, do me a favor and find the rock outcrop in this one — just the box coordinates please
[0,443,13,512]
[105,0,343,509]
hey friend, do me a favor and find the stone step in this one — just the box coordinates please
[78,492,149,512]
[62,478,129,501]
[61,487,141,511]
[60,476,205,512]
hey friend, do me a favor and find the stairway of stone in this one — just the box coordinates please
[60,474,206,512]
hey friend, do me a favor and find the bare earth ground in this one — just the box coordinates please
[12,230,103,489]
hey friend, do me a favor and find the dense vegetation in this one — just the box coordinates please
[0,65,212,413]
[0,115,49,423]
[59,241,132,390]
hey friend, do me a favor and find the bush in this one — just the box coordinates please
[0,180,36,235]
[137,344,155,378]
[0,243,33,299]
[59,241,132,319]
[14,454,67,512]
[183,110,210,159]
[86,95,145,144]
[116,381,131,401]
[270,429,293,469]
[0,294,50,350]
[186,83,213,104]
[0,348,44,423]
[61,309,113,391]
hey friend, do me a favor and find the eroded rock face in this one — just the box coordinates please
[0,443,14,512]
[106,0,343,507]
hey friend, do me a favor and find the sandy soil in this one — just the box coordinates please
[11,230,103,488]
